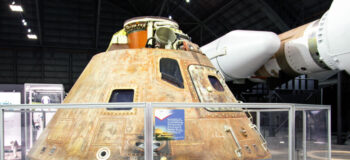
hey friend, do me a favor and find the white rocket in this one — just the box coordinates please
[201,0,350,82]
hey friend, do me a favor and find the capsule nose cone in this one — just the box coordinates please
[201,30,280,80]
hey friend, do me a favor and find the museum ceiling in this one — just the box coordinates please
[0,0,332,51]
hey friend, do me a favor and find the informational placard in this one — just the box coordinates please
[155,109,184,140]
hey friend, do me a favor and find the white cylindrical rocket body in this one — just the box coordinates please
[201,30,280,81]
[317,0,350,73]
[256,0,350,78]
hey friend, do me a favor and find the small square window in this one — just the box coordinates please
[107,89,134,110]
[208,76,224,91]
[160,58,184,88]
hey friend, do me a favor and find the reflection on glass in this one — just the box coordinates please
[108,89,134,110]
[260,112,289,159]
[159,58,184,88]
[109,90,134,102]
[306,110,329,159]
[4,112,21,160]
[2,104,331,160]
[295,111,304,159]
[208,76,224,91]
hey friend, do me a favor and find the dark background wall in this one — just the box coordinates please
[0,46,94,90]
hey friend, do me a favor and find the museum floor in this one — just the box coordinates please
[331,138,350,160]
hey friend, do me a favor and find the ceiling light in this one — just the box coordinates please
[27,34,37,40]
[28,29,31,33]
[9,4,23,12]
[22,19,27,26]
[186,0,190,3]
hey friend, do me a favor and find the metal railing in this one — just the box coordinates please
[0,103,331,160]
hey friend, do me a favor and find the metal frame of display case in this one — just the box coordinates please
[24,83,65,104]
[0,103,331,160]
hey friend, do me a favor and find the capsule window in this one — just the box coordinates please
[107,89,134,110]
[208,75,224,91]
[160,58,184,88]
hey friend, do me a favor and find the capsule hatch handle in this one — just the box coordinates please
[249,123,268,151]
[224,125,242,158]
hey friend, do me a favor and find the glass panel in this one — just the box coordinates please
[1,92,22,159]
[1,103,331,160]
[260,111,289,159]
[295,111,304,159]
[44,112,55,126]
[3,105,145,160]
[306,110,329,159]
[3,110,55,160]
[29,92,62,104]
[4,112,22,160]
[248,111,257,125]
[208,75,224,91]
[153,107,271,160]
[24,83,64,105]
[159,58,184,88]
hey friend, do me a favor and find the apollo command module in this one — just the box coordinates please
[28,17,271,160]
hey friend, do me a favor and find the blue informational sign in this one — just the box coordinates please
[155,109,185,140]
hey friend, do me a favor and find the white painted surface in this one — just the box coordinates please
[1,92,21,146]
[317,0,350,73]
[284,35,325,74]
[263,58,281,77]
[201,30,280,80]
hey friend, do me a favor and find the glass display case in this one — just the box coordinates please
[0,92,21,160]
[24,83,64,104]
[0,84,64,160]
[0,103,331,160]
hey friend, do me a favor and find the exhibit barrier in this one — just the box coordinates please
[0,103,331,160]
